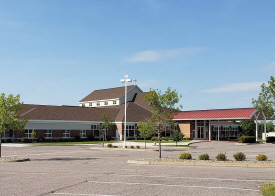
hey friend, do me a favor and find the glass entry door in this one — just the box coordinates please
[197,127,204,138]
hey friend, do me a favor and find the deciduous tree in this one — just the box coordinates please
[137,121,155,149]
[171,130,184,146]
[0,93,28,157]
[98,113,114,147]
[143,87,182,158]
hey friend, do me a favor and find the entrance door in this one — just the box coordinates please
[197,127,204,139]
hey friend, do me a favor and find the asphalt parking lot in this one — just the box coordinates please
[0,141,274,196]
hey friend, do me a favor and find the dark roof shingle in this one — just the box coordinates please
[80,85,135,102]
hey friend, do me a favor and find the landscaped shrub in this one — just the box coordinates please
[112,146,118,148]
[130,145,135,149]
[233,152,246,161]
[21,137,29,143]
[38,137,45,142]
[88,135,95,141]
[184,137,190,140]
[238,136,256,143]
[161,137,169,141]
[107,143,113,148]
[74,136,81,141]
[7,139,12,143]
[151,137,157,141]
[136,146,140,149]
[179,152,192,159]
[106,135,111,141]
[216,153,227,161]
[199,153,210,160]
[256,154,268,161]
[266,137,275,143]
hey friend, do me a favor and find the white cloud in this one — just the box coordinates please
[200,82,265,93]
[125,48,204,62]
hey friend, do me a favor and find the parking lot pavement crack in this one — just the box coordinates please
[38,180,88,196]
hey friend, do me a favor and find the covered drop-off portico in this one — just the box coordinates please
[174,108,275,141]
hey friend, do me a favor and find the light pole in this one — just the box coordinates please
[120,75,132,148]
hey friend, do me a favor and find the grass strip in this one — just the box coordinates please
[261,183,275,196]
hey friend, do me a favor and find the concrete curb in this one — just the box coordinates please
[127,160,275,168]
[0,157,30,163]
[90,147,154,151]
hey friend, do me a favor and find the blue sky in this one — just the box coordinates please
[1,0,274,110]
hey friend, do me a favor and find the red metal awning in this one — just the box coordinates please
[174,108,257,120]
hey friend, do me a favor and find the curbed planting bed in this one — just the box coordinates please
[0,157,30,163]
[127,158,275,168]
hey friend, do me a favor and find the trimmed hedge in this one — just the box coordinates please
[216,153,227,161]
[256,154,268,161]
[179,152,192,160]
[238,136,256,143]
[198,153,210,160]
[233,152,246,161]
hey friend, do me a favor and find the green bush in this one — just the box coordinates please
[179,152,192,159]
[266,137,275,143]
[38,137,45,142]
[107,143,113,148]
[256,154,268,161]
[216,153,227,161]
[233,152,246,161]
[106,135,111,141]
[136,146,140,149]
[238,136,256,143]
[88,135,95,141]
[198,153,210,160]
[74,136,80,141]
[21,137,29,143]
[130,145,134,149]
[112,146,118,148]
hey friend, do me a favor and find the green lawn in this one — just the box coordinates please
[128,140,192,143]
[261,183,275,196]
[29,141,118,145]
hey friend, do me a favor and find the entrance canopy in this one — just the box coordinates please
[174,108,275,121]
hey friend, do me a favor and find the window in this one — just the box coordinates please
[113,101,117,105]
[97,102,100,106]
[80,130,86,138]
[89,103,93,107]
[91,125,100,137]
[104,102,108,105]
[126,125,135,137]
[197,120,204,126]
[44,130,52,138]
[25,130,32,138]
[81,103,85,107]
[63,130,70,138]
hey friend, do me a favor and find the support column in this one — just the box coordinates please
[254,112,260,142]
[218,121,220,141]
[209,120,211,141]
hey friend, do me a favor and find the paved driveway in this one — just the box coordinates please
[0,142,274,196]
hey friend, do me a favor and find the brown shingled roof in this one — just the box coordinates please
[19,104,120,121]
[79,85,135,102]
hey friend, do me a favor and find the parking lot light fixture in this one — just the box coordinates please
[120,75,132,148]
